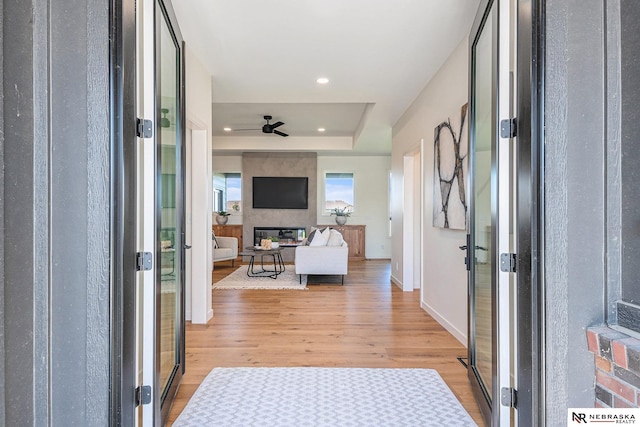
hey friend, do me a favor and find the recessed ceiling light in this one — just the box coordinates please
[318,128,326,132]
[316,77,329,84]
[223,127,232,132]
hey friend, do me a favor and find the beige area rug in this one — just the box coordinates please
[213,265,308,290]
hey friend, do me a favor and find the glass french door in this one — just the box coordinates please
[135,0,186,424]
[468,0,515,425]
[156,1,186,423]
[468,2,497,421]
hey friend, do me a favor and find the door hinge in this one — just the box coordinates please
[500,117,517,138]
[500,387,517,408]
[135,385,152,406]
[500,253,517,273]
[136,252,152,271]
[136,118,153,138]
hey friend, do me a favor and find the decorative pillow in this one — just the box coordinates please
[212,232,219,249]
[305,227,320,246]
[309,228,329,246]
[321,227,331,242]
[326,229,344,246]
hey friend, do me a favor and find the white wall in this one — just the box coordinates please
[317,156,391,259]
[391,37,469,344]
[185,46,213,323]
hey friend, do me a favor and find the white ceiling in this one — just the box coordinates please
[172,0,479,154]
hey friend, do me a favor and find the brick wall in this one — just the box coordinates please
[587,326,640,408]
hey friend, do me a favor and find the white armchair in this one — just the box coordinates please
[213,236,238,266]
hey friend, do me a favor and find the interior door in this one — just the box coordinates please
[468,0,515,425]
[468,2,497,420]
[156,1,186,423]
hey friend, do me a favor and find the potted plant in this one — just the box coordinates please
[268,236,280,248]
[330,207,352,226]
[215,210,230,225]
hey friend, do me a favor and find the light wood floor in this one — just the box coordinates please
[167,260,484,426]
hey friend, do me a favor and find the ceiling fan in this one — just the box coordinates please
[231,115,288,137]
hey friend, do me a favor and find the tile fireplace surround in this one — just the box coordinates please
[242,152,317,263]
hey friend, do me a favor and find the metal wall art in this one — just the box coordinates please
[433,103,468,230]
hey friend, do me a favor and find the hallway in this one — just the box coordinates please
[168,260,483,425]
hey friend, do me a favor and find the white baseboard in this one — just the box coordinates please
[420,301,467,346]
[207,309,214,322]
[390,274,403,289]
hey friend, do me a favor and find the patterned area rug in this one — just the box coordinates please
[173,367,477,427]
[213,265,308,290]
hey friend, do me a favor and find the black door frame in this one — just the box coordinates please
[516,0,545,424]
[109,0,137,425]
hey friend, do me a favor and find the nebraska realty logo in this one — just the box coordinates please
[568,408,639,424]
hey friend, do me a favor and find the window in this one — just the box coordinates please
[212,172,242,214]
[324,172,354,213]
[213,188,223,212]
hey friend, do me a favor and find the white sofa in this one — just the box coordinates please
[213,236,238,266]
[295,228,348,284]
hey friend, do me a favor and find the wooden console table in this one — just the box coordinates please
[317,224,366,261]
[212,224,243,262]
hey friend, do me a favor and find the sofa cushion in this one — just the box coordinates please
[213,247,233,260]
[326,229,344,246]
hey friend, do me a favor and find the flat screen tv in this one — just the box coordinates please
[252,177,308,209]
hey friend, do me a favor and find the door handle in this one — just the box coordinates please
[462,234,471,271]
[459,244,487,251]
[181,232,191,250]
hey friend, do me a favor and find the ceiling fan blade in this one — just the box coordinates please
[273,130,288,137]
[271,121,284,129]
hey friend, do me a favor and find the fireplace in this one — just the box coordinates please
[253,227,307,247]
